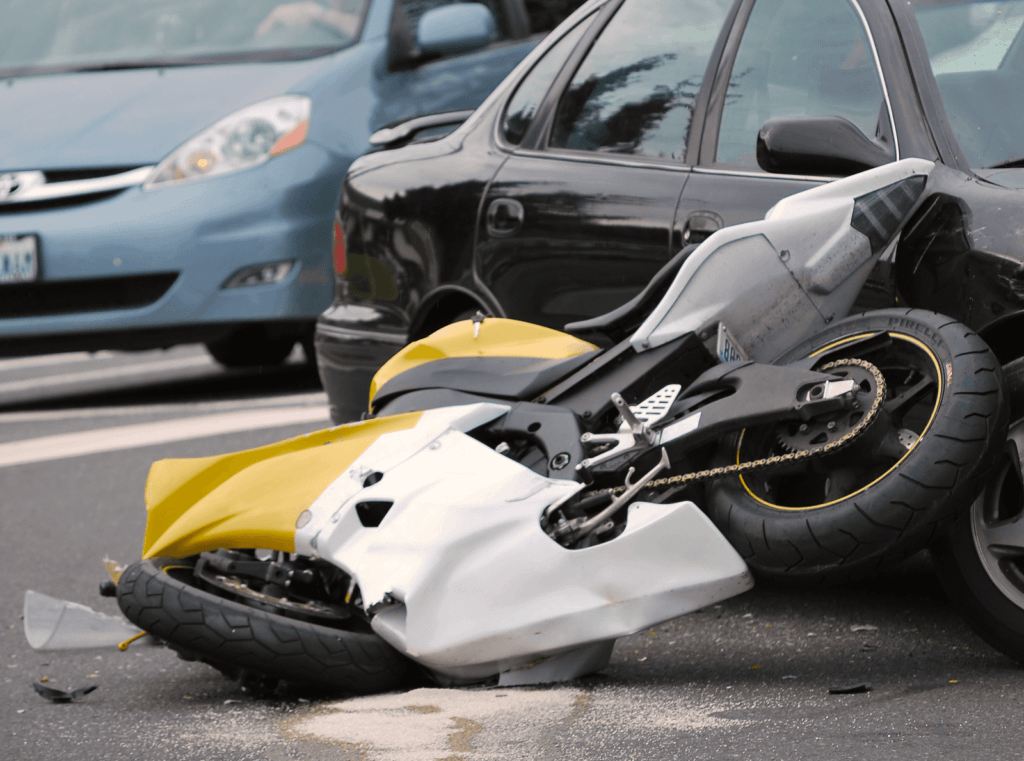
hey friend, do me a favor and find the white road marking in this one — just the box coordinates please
[0,355,214,394]
[0,406,332,468]
[0,392,329,423]
[286,685,744,759]
[286,687,581,760]
[0,351,114,372]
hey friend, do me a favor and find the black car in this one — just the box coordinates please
[317,0,1024,664]
[318,0,1024,426]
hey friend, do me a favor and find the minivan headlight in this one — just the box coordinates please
[144,95,311,189]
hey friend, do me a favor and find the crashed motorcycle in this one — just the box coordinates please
[115,158,1005,693]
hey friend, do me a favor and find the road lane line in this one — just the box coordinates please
[0,355,215,394]
[0,351,114,372]
[0,392,330,423]
[0,406,332,467]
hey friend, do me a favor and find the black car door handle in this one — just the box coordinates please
[682,210,724,244]
[486,198,525,238]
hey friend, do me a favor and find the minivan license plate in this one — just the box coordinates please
[0,235,38,283]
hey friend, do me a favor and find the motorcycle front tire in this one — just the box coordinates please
[706,308,1006,585]
[932,357,1024,663]
[117,557,409,693]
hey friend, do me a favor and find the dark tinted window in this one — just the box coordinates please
[716,0,885,168]
[549,0,733,159]
[501,13,594,144]
[912,0,1024,168]
[526,0,589,33]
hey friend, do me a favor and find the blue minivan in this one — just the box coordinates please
[0,0,543,366]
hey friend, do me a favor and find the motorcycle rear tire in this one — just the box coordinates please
[705,309,1006,585]
[932,357,1024,663]
[117,557,409,693]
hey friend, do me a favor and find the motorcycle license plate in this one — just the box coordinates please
[0,234,39,283]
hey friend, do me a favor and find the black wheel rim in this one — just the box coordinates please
[971,419,1024,607]
[737,332,943,510]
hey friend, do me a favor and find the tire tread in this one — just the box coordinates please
[117,558,408,693]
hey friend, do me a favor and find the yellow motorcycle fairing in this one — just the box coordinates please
[141,411,423,559]
[369,318,598,408]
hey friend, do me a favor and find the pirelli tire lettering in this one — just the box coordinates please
[706,309,1008,585]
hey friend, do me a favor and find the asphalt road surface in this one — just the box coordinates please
[1,346,1021,761]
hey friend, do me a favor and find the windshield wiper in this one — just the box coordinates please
[986,156,1024,169]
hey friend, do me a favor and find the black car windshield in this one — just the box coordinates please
[911,0,1024,167]
[0,0,369,78]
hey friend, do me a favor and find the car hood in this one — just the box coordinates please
[974,167,1024,190]
[0,59,335,170]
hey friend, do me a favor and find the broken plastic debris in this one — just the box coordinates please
[850,624,879,632]
[32,682,97,703]
[24,590,142,650]
[828,682,872,694]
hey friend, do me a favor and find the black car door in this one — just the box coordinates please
[475,0,738,329]
[676,0,898,249]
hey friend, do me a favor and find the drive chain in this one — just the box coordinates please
[583,359,886,498]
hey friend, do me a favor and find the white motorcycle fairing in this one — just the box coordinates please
[295,404,752,685]
[633,158,934,361]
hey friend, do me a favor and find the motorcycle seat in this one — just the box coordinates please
[371,351,600,412]
[563,243,697,344]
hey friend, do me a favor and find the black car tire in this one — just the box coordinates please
[706,309,1006,585]
[205,326,297,368]
[117,557,409,693]
[932,357,1024,663]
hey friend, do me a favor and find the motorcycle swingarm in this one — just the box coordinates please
[655,360,860,453]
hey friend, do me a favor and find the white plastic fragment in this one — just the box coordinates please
[23,590,142,650]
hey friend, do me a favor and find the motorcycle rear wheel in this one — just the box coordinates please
[932,358,1024,663]
[116,556,409,693]
[706,309,1006,584]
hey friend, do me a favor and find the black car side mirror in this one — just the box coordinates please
[756,116,895,177]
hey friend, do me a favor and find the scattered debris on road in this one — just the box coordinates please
[828,682,872,695]
[32,682,97,703]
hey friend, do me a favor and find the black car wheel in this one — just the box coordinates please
[706,309,1006,585]
[933,357,1024,662]
[205,325,297,368]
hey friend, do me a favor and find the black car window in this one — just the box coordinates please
[548,0,734,160]
[501,12,594,145]
[715,0,886,168]
[911,0,1024,168]
[527,0,590,32]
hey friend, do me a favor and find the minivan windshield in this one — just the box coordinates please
[0,0,369,78]
[912,0,1024,167]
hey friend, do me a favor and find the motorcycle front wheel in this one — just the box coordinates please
[932,358,1024,663]
[706,309,1006,584]
[117,556,409,693]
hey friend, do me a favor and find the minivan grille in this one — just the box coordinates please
[0,273,178,318]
